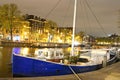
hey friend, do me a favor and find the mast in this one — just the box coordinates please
[71,0,77,56]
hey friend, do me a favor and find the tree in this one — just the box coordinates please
[0,3,21,40]
[76,31,85,42]
[43,20,58,42]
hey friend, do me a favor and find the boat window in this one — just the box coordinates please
[56,52,59,56]
[45,52,48,57]
[50,53,54,57]
[60,53,63,56]
[38,51,42,55]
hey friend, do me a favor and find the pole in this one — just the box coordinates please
[71,0,77,56]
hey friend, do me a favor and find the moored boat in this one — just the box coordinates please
[12,0,119,77]
[12,47,118,77]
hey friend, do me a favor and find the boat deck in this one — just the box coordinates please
[2,61,120,80]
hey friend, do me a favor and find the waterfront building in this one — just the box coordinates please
[24,14,73,43]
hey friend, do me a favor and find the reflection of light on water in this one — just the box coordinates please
[0,47,3,51]
[12,48,20,54]
[0,52,2,58]
[21,48,29,56]
[0,47,3,49]
[0,52,2,67]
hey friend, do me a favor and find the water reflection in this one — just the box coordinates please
[0,47,2,68]
[21,48,29,56]
[0,47,36,78]
[0,47,13,78]
[12,47,20,54]
[13,47,30,56]
[13,47,35,57]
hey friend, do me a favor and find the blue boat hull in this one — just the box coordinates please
[13,53,117,77]
[13,55,101,77]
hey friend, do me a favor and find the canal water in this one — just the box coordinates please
[0,46,38,78]
[0,46,13,78]
[0,46,70,78]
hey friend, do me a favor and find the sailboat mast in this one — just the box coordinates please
[71,0,77,56]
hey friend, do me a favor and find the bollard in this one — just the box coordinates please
[102,55,107,67]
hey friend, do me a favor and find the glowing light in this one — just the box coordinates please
[21,48,29,56]
[13,35,20,41]
[74,41,80,46]
[24,32,27,35]
[58,39,63,43]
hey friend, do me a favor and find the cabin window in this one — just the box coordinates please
[56,52,59,56]
[50,53,54,57]
[52,53,54,57]
[60,53,63,56]
[45,52,48,57]
[38,51,42,55]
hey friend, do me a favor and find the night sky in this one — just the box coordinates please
[0,0,120,37]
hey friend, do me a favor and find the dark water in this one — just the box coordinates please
[0,46,13,78]
[0,46,37,78]
[0,46,69,78]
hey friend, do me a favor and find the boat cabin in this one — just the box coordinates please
[34,48,64,62]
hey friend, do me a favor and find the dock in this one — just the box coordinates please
[1,61,120,80]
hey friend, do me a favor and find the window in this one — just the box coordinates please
[45,52,48,57]
[38,51,42,56]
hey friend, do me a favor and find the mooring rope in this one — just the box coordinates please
[68,65,82,80]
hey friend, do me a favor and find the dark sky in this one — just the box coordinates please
[0,0,120,37]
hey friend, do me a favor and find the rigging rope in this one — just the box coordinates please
[84,0,107,36]
[61,0,72,27]
[79,0,86,32]
[45,0,62,19]
[82,0,92,35]
[68,65,82,80]
[78,0,92,34]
